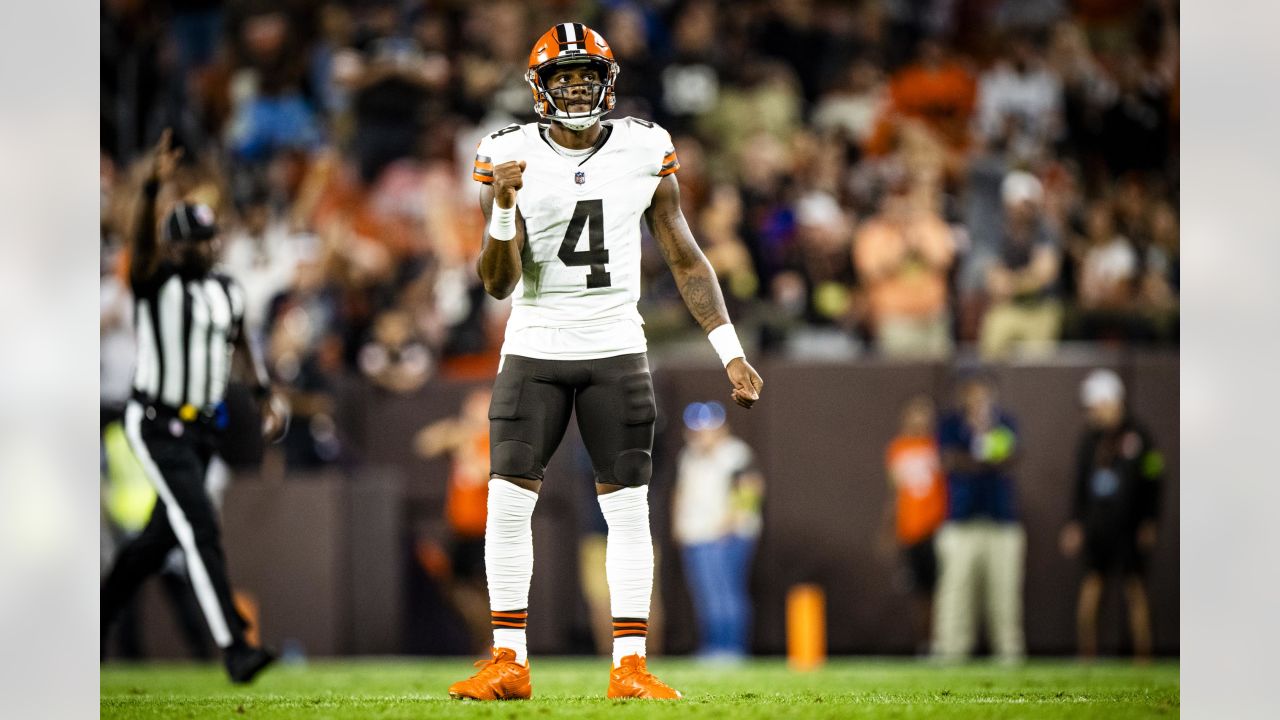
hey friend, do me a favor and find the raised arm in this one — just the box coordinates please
[130,129,183,286]
[646,175,763,408]
[476,162,528,299]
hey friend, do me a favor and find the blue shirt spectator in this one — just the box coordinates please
[937,388,1020,523]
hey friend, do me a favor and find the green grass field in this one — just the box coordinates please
[101,657,1178,719]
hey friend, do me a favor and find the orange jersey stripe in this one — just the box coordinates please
[613,630,648,637]
[473,172,494,183]
[491,611,528,619]
[492,621,527,628]
[658,162,680,176]
[612,622,648,628]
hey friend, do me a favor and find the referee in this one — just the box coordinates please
[100,130,286,683]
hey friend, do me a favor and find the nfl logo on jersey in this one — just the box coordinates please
[575,171,586,185]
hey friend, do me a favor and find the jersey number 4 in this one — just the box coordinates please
[558,199,611,289]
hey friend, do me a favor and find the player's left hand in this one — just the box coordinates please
[726,358,763,409]
[261,390,291,443]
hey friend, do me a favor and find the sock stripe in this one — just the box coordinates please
[492,609,528,629]
[612,617,648,638]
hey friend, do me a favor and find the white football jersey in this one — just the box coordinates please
[473,117,679,360]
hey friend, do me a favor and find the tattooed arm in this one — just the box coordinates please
[646,174,763,408]
[645,174,730,332]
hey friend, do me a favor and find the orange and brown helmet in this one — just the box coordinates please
[525,23,620,130]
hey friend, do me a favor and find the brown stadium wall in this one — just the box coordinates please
[124,352,1178,658]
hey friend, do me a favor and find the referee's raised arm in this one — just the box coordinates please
[130,128,183,287]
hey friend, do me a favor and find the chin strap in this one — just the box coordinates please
[554,115,601,132]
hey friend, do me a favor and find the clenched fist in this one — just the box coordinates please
[727,357,764,409]
[493,160,527,209]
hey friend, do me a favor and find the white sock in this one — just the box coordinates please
[485,478,538,665]
[598,485,654,667]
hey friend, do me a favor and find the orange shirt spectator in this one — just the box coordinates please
[416,389,493,539]
[888,434,948,545]
[445,430,490,539]
[867,40,977,156]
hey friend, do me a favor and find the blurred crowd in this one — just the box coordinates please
[101,0,1179,466]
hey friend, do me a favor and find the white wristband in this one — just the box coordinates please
[489,202,517,241]
[707,323,745,367]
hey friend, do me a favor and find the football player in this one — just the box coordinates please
[447,23,763,701]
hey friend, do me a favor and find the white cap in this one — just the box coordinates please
[1080,369,1124,407]
[1001,170,1043,207]
[795,191,842,228]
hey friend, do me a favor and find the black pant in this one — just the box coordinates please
[488,353,656,486]
[101,401,247,651]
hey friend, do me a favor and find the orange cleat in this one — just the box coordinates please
[607,654,683,700]
[447,647,532,700]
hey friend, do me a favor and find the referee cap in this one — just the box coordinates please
[164,202,218,243]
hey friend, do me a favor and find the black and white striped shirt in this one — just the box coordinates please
[131,260,247,410]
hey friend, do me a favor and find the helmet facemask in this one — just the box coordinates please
[527,57,619,131]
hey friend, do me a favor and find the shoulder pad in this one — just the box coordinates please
[474,123,536,183]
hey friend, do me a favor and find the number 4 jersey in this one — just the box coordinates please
[473,117,678,360]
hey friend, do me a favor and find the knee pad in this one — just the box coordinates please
[491,439,540,480]
[608,449,652,487]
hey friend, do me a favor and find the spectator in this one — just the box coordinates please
[866,38,977,161]
[979,171,1064,358]
[219,186,307,343]
[812,59,889,148]
[881,395,947,654]
[933,373,1025,663]
[1074,199,1136,310]
[358,308,433,395]
[975,35,1063,165]
[853,167,956,359]
[415,388,494,654]
[788,190,857,329]
[1060,369,1163,660]
[661,0,723,131]
[225,10,323,163]
[699,185,760,313]
[672,402,764,662]
[1069,198,1154,344]
[1140,200,1179,338]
